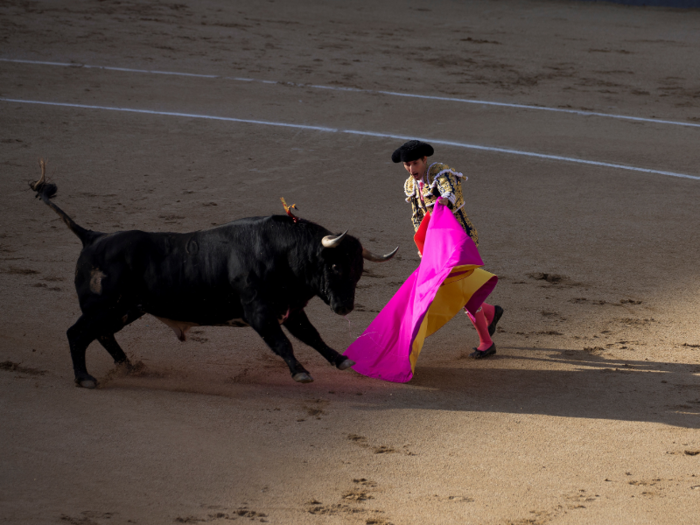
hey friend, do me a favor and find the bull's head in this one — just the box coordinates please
[318,231,398,315]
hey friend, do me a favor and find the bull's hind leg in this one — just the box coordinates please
[67,314,103,388]
[67,307,144,388]
[283,310,354,370]
[96,307,145,368]
[97,334,128,364]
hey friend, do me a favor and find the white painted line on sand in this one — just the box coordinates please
[0,98,338,132]
[3,97,698,181]
[2,57,700,130]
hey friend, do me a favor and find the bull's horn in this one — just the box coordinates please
[321,230,348,248]
[362,246,399,262]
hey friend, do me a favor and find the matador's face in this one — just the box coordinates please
[403,156,428,181]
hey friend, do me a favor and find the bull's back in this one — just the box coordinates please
[74,216,313,323]
[76,229,242,323]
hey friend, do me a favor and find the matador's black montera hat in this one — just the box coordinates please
[391,140,434,163]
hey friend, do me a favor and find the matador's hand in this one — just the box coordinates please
[437,197,449,206]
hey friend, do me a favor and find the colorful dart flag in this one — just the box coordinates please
[344,202,497,382]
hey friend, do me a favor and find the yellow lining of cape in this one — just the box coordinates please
[409,267,496,372]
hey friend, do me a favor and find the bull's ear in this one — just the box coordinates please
[321,230,348,248]
[362,246,398,262]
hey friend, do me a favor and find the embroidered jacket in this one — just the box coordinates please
[404,162,479,246]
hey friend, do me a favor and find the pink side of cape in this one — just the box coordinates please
[344,203,486,382]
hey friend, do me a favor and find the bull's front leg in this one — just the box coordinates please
[245,305,314,383]
[283,310,355,371]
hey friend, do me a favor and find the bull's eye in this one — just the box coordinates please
[331,264,339,274]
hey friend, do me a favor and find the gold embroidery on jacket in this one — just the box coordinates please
[404,163,479,246]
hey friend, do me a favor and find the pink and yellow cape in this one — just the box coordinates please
[344,202,497,382]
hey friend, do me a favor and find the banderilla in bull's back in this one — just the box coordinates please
[30,160,398,389]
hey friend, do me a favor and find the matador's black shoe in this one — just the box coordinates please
[469,343,496,359]
[488,305,504,337]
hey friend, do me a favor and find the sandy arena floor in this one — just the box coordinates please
[1,1,699,523]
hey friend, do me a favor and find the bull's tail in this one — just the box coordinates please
[30,160,101,247]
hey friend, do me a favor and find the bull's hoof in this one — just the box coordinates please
[292,372,314,383]
[337,358,355,371]
[75,377,97,389]
[74,372,98,389]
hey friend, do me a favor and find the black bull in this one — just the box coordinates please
[31,169,397,388]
